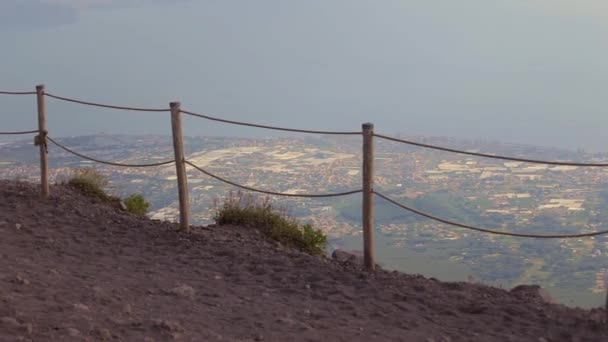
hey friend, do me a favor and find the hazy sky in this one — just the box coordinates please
[1,0,607,151]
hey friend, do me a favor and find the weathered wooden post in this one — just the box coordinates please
[170,102,190,232]
[362,123,375,270]
[36,85,49,199]
[605,273,608,324]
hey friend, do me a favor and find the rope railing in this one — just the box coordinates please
[5,83,608,277]
[0,129,39,135]
[374,133,608,167]
[375,191,608,238]
[44,92,170,113]
[47,136,175,168]
[0,91,36,95]
[39,91,362,134]
[181,109,362,135]
[185,160,362,198]
[0,88,605,166]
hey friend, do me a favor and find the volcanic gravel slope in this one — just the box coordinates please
[0,180,607,342]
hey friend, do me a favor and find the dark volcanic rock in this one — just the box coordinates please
[331,249,364,264]
[510,284,556,304]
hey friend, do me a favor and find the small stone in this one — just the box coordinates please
[74,303,90,311]
[22,323,33,334]
[15,275,29,285]
[123,304,132,316]
[373,311,388,318]
[119,201,127,211]
[305,284,311,290]
[1,317,20,328]
[331,249,364,265]
[510,284,555,304]
[254,334,264,341]
[152,319,184,332]
[276,317,296,325]
[457,304,488,314]
[167,285,195,299]
[94,328,112,340]
[110,317,127,325]
[15,223,22,230]
[67,328,80,337]
[214,275,222,280]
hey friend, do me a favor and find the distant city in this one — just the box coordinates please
[2,133,608,308]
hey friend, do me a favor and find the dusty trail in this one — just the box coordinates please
[0,181,606,341]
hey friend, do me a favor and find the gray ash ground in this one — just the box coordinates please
[0,180,606,341]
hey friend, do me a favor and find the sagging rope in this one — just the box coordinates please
[375,192,608,238]
[47,136,175,167]
[374,133,608,167]
[0,130,39,135]
[181,109,362,135]
[44,92,170,113]
[0,91,36,95]
[185,160,362,198]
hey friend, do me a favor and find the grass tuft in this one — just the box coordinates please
[214,191,328,256]
[66,168,118,203]
[124,194,150,216]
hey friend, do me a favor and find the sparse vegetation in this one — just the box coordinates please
[66,168,117,202]
[124,194,150,216]
[64,168,150,215]
[214,191,328,256]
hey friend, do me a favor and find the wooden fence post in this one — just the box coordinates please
[36,85,49,199]
[362,123,375,270]
[605,273,608,324]
[170,102,190,232]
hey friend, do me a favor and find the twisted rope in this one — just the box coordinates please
[44,92,170,112]
[0,91,36,95]
[0,130,39,135]
[375,192,608,238]
[185,161,362,198]
[47,136,175,167]
[374,133,608,167]
[181,109,362,135]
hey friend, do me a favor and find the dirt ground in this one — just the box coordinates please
[0,180,607,341]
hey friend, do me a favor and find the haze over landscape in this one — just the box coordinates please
[2,0,608,151]
[5,1,608,340]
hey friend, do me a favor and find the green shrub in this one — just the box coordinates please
[124,194,150,216]
[67,168,115,202]
[214,191,328,256]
